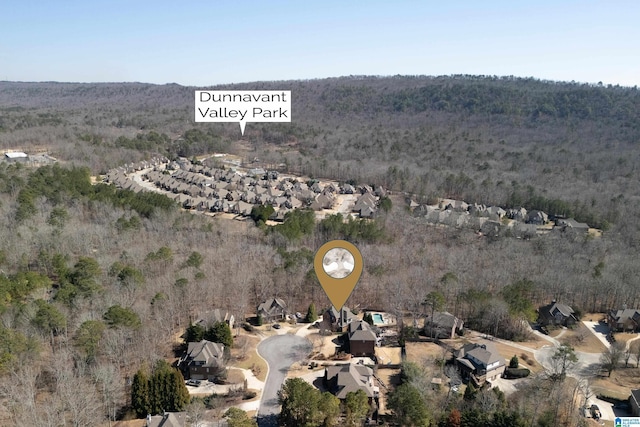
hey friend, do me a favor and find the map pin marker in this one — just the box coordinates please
[314,240,363,311]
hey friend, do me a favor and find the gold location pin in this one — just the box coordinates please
[314,240,363,311]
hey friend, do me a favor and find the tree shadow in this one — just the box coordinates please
[257,413,279,427]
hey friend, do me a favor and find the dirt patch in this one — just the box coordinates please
[592,367,640,400]
[491,342,543,373]
[375,367,401,415]
[226,368,245,384]
[583,313,607,323]
[405,341,449,365]
[548,328,564,338]
[559,323,607,353]
[376,346,402,365]
[466,330,547,350]
[613,332,638,345]
[230,335,268,382]
[307,332,341,359]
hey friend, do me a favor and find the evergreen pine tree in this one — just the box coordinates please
[305,303,317,323]
[167,368,189,412]
[509,354,519,368]
[363,312,374,325]
[464,382,477,401]
[205,321,233,348]
[131,367,150,418]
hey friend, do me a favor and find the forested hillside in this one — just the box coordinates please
[0,75,639,425]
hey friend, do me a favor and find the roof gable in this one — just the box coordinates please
[348,320,376,341]
[326,364,374,399]
[184,340,225,366]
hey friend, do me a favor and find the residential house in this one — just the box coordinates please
[556,218,590,233]
[444,199,468,212]
[178,340,226,381]
[342,183,355,194]
[322,306,357,333]
[630,389,640,416]
[608,308,640,332]
[146,412,187,427]
[423,311,464,339]
[352,194,377,218]
[486,206,506,221]
[257,298,287,322]
[455,342,506,386]
[324,364,378,400]
[198,309,235,332]
[348,321,377,357]
[526,210,548,225]
[507,207,528,221]
[537,301,578,327]
[468,203,487,216]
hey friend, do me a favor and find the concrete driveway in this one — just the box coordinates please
[256,334,311,427]
[533,336,614,422]
[583,321,612,349]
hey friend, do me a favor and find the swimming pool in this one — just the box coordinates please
[372,313,384,324]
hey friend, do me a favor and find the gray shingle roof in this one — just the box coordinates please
[325,364,375,399]
[183,340,225,368]
[348,320,376,342]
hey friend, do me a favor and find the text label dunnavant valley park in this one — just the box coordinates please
[195,90,291,135]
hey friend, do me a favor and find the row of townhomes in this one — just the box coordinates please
[410,197,591,238]
[105,157,386,220]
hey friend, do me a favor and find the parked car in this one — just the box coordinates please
[590,404,601,420]
[272,323,281,329]
[186,379,202,387]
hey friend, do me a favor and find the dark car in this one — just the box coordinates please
[590,404,601,420]
[186,379,202,387]
[272,323,281,329]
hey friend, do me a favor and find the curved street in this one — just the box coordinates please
[256,334,312,427]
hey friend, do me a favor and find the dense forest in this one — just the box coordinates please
[0,75,639,426]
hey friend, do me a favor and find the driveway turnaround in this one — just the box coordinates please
[257,334,311,426]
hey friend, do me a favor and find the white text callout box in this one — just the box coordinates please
[195,90,291,135]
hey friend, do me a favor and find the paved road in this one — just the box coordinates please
[256,334,311,427]
[532,323,616,422]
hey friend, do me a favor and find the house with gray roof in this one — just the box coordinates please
[556,218,589,233]
[197,309,235,332]
[455,342,505,386]
[526,210,549,225]
[537,300,578,327]
[324,364,378,400]
[322,306,357,333]
[608,308,640,332]
[486,206,506,221]
[348,320,376,356]
[257,298,287,322]
[178,340,226,381]
[423,311,464,339]
[341,183,355,194]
